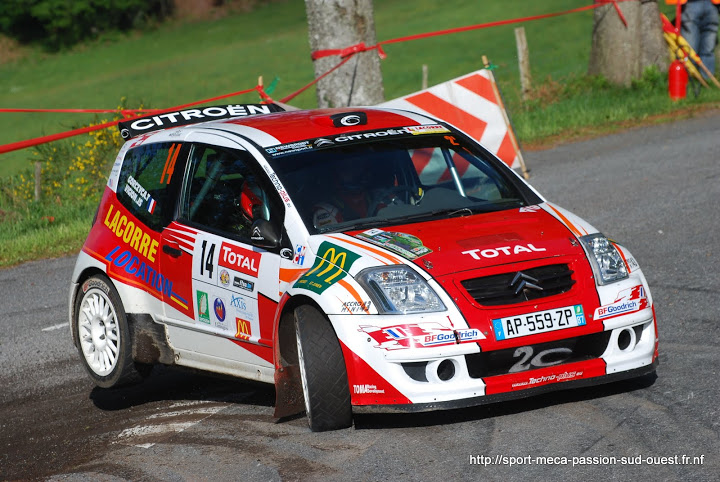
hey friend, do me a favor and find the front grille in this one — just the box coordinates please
[465,331,611,378]
[460,264,575,306]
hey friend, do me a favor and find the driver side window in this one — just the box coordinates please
[180,144,278,243]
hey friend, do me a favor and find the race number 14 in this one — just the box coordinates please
[200,240,215,279]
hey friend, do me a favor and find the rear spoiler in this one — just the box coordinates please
[117,103,285,139]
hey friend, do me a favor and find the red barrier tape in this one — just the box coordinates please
[282,0,631,103]
[0,108,145,115]
[2,1,633,154]
[0,86,265,155]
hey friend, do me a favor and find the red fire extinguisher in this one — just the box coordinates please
[668,59,688,100]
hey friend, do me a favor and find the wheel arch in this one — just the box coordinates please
[272,293,346,420]
[70,266,109,347]
[71,267,174,366]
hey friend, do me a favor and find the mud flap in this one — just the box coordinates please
[273,364,305,419]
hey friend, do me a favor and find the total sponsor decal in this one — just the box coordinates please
[219,242,261,277]
[105,246,188,309]
[103,203,160,262]
[462,243,546,260]
[359,323,484,351]
[594,285,647,320]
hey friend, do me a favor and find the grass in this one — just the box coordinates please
[1,0,719,268]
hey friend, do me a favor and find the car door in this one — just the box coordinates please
[158,134,285,361]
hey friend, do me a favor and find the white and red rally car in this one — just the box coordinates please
[69,104,658,431]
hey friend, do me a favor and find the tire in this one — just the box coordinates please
[73,275,143,388]
[294,305,352,432]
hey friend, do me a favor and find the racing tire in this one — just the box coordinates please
[294,305,353,432]
[73,274,143,388]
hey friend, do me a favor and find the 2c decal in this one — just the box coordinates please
[509,346,572,373]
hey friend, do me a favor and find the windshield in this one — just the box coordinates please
[268,132,537,234]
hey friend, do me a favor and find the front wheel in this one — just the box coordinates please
[73,275,143,388]
[295,305,352,432]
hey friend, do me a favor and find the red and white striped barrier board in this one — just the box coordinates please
[379,69,521,169]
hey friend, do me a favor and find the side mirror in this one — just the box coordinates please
[250,219,281,249]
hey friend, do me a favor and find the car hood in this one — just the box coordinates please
[347,207,585,277]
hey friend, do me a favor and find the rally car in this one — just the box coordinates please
[69,103,658,431]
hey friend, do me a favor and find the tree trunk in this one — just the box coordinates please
[640,0,669,73]
[305,0,384,108]
[589,0,668,86]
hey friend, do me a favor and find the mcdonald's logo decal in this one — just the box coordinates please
[294,242,361,294]
[235,317,252,340]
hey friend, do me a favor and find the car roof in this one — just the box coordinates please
[119,104,444,147]
[212,108,439,145]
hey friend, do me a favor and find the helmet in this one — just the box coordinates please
[238,180,265,223]
[313,202,343,228]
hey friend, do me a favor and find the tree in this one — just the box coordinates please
[589,0,668,86]
[304,0,384,107]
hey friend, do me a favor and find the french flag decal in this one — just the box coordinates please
[146,197,156,214]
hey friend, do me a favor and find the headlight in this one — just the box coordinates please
[356,266,446,314]
[579,233,628,285]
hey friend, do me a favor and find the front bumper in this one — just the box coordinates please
[335,307,657,410]
[353,360,657,413]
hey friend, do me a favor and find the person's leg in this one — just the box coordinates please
[697,2,719,74]
[682,1,703,55]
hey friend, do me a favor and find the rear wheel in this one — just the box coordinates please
[74,275,143,388]
[294,305,352,431]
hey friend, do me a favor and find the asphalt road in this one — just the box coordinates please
[1,111,718,481]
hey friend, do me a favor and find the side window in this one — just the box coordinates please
[180,144,281,243]
[116,142,183,231]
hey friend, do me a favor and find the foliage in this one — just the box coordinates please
[0,100,140,266]
[0,0,173,51]
[5,103,129,206]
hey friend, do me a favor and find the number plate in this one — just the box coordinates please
[492,305,586,341]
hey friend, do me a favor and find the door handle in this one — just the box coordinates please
[162,244,182,258]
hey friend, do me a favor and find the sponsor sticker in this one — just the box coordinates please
[594,285,647,320]
[359,323,484,350]
[232,276,255,292]
[355,229,432,260]
[235,317,252,340]
[462,243,546,260]
[197,291,210,324]
[214,297,226,322]
[218,242,261,277]
[294,242,360,294]
[293,244,306,266]
[106,245,187,309]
